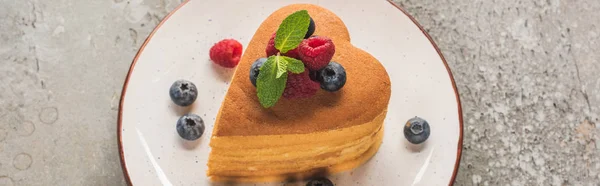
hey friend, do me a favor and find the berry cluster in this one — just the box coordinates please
[250,16,347,99]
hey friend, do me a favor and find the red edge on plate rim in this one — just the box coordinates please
[117,0,190,185]
[385,1,464,186]
[117,1,464,185]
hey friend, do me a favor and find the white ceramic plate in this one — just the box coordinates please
[118,0,463,185]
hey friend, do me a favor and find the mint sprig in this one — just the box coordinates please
[257,56,287,108]
[256,55,305,108]
[275,54,288,78]
[286,57,305,73]
[275,10,311,53]
[256,10,310,108]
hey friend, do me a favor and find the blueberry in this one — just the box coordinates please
[306,177,333,186]
[249,58,267,87]
[176,113,205,141]
[404,117,431,144]
[316,62,346,92]
[169,80,198,106]
[304,17,315,39]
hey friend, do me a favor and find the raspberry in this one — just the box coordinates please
[282,71,320,99]
[266,33,278,56]
[265,33,300,59]
[298,36,335,71]
[209,39,243,68]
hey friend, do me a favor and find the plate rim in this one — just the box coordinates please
[384,1,464,185]
[117,1,464,185]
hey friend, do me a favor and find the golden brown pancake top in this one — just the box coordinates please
[213,4,391,137]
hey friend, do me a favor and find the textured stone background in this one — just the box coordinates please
[392,0,600,185]
[0,0,598,185]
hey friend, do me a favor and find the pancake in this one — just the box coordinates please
[207,4,391,182]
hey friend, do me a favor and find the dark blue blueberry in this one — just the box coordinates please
[306,177,333,186]
[404,117,431,144]
[316,62,346,92]
[169,80,198,106]
[249,58,267,87]
[305,17,315,39]
[176,113,205,141]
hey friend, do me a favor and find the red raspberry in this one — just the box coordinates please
[298,36,335,71]
[265,33,300,59]
[209,39,243,68]
[283,71,320,99]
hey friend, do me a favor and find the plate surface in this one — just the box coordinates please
[118,0,463,185]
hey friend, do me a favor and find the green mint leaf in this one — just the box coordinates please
[257,56,288,108]
[275,55,288,78]
[283,56,305,74]
[275,10,310,53]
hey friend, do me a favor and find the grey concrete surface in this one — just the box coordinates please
[0,0,598,185]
